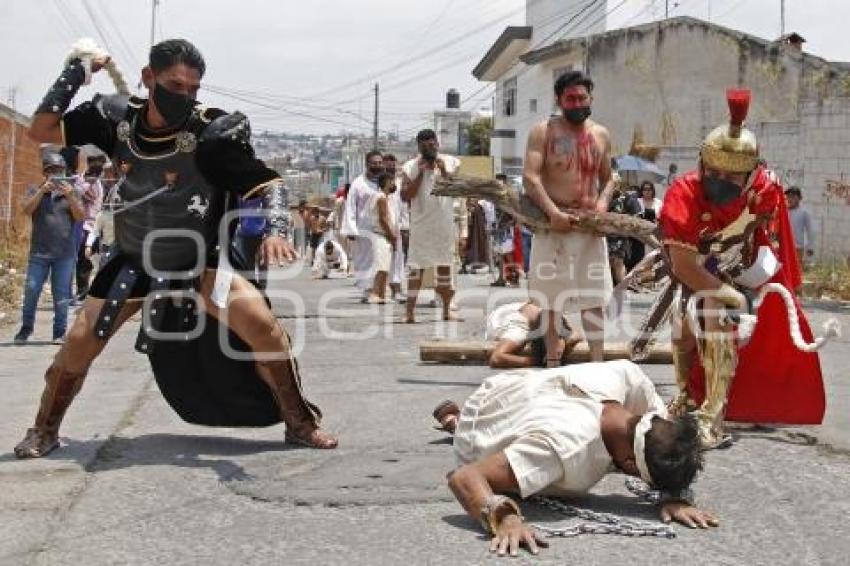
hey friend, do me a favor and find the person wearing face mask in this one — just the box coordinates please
[659,89,825,449]
[522,71,617,368]
[74,153,106,301]
[342,150,383,302]
[17,38,338,459]
[401,129,461,323]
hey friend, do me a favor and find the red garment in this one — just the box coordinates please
[660,168,825,424]
[512,224,524,270]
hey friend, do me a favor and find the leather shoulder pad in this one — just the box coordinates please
[199,110,251,144]
[92,93,134,123]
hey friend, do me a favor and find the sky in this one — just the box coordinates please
[2,0,848,139]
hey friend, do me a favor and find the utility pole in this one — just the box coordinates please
[780,0,786,36]
[373,83,379,150]
[138,0,160,89]
[665,0,669,19]
[150,0,159,49]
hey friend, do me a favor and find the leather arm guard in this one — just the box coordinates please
[261,181,291,240]
[36,59,88,115]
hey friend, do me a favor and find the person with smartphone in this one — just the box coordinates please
[14,150,86,345]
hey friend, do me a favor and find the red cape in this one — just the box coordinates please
[661,169,825,424]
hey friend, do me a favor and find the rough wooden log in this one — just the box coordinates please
[419,340,673,364]
[433,174,661,248]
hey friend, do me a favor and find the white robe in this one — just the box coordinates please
[402,154,460,270]
[388,182,406,285]
[312,239,349,278]
[343,174,378,290]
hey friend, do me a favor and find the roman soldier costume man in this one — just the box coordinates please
[658,89,825,449]
[14,38,338,458]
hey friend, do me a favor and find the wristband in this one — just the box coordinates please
[36,59,87,115]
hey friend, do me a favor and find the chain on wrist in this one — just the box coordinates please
[659,488,695,506]
[480,495,523,535]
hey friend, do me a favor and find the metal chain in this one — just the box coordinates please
[528,479,675,539]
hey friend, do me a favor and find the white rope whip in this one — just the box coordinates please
[65,37,130,95]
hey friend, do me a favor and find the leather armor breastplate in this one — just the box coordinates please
[112,111,223,273]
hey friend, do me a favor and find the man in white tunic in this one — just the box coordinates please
[342,151,383,298]
[401,129,460,323]
[485,301,580,368]
[311,239,348,279]
[434,361,717,557]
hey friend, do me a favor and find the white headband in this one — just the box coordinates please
[634,411,665,485]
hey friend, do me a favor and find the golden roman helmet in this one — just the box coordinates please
[700,89,759,173]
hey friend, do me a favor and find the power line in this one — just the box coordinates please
[303,3,529,100]
[399,0,630,139]
[458,0,604,110]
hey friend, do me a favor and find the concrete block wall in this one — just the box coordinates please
[800,98,850,261]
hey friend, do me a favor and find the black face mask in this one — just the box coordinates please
[421,147,437,162]
[152,82,194,127]
[87,166,103,177]
[367,166,384,178]
[703,175,743,205]
[564,106,591,125]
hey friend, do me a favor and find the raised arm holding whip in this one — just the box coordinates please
[16,38,337,459]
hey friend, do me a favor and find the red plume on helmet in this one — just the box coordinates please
[726,88,751,137]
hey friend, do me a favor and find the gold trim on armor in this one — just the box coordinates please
[137,131,179,142]
[242,178,282,200]
[663,239,699,253]
[701,145,758,173]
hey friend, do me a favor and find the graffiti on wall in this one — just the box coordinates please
[825,175,850,205]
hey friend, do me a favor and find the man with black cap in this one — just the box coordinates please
[14,150,86,345]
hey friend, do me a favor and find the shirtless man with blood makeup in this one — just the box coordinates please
[522,71,617,366]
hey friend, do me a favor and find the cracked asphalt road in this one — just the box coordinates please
[1,271,848,565]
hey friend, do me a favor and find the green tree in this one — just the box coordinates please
[465,117,492,156]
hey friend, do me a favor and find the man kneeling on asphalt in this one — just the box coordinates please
[486,301,581,368]
[433,360,717,557]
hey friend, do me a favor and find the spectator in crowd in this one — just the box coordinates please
[785,186,815,268]
[343,151,383,301]
[401,129,461,323]
[14,150,86,345]
[367,172,398,303]
[74,153,105,302]
[629,181,662,270]
[607,186,641,285]
[383,154,407,301]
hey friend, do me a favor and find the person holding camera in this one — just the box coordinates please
[14,151,86,345]
[401,129,461,323]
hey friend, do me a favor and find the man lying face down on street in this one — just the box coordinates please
[432,360,717,557]
[486,301,582,368]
